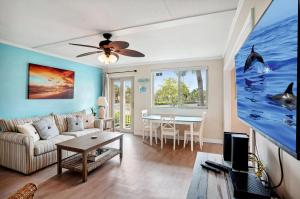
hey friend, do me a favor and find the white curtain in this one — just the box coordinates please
[101,72,107,96]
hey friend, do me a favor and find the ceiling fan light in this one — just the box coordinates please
[98,53,107,63]
[108,54,118,63]
[98,53,118,64]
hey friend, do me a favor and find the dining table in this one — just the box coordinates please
[142,114,203,151]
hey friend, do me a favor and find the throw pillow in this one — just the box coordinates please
[54,110,86,133]
[82,114,95,129]
[33,118,59,140]
[67,116,84,132]
[17,123,40,142]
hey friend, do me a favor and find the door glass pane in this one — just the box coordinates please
[124,80,132,129]
[113,80,121,128]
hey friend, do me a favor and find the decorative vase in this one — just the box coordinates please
[99,107,106,119]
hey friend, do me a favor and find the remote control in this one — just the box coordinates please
[201,163,221,173]
[205,160,231,173]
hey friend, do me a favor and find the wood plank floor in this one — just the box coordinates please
[0,134,222,199]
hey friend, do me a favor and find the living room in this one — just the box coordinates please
[0,0,300,199]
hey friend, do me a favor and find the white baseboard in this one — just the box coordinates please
[203,138,223,144]
[134,130,223,144]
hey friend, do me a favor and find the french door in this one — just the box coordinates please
[111,77,134,133]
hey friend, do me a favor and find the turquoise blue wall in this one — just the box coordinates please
[0,43,102,119]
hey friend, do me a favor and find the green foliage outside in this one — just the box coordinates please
[113,85,132,104]
[125,87,131,104]
[154,77,207,107]
[114,111,120,125]
[125,114,131,127]
[114,111,131,128]
[154,78,179,106]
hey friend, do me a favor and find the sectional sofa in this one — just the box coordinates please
[0,111,103,174]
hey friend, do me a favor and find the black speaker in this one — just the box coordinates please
[231,134,249,171]
[223,132,233,161]
[223,132,246,161]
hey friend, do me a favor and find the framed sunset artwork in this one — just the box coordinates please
[28,64,75,99]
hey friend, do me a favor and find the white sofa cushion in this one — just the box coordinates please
[34,135,73,156]
[63,128,100,137]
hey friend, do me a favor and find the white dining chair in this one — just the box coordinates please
[141,109,158,144]
[183,112,207,150]
[160,115,179,150]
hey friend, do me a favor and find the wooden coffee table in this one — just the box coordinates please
[56,131,123,182]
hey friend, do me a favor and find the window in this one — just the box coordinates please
[152,68,208,108]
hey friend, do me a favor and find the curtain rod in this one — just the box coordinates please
[106,70,137,74]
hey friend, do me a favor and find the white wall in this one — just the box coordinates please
[256,133,300,199]
[224,0,300,198]
[106,58,224,143]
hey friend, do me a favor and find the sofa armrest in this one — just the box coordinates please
[94,119,103,131]
[0,132,33,145]
[0,132,34,174]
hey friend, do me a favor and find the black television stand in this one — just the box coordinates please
[187,152,275,199]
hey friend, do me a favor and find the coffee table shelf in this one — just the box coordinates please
[61,148,120,173]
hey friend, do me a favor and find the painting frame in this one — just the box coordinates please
[28,63,75,99]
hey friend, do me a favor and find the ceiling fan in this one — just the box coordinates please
[70,33,145,64]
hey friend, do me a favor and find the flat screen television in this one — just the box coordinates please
[235,0,299,159]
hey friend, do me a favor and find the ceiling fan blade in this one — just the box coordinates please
[115,49,145,57]
[70,43,101,49]
[76,51,102,58]
[108,41,129,50]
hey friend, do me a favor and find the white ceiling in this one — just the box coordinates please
[0,0,238,68]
